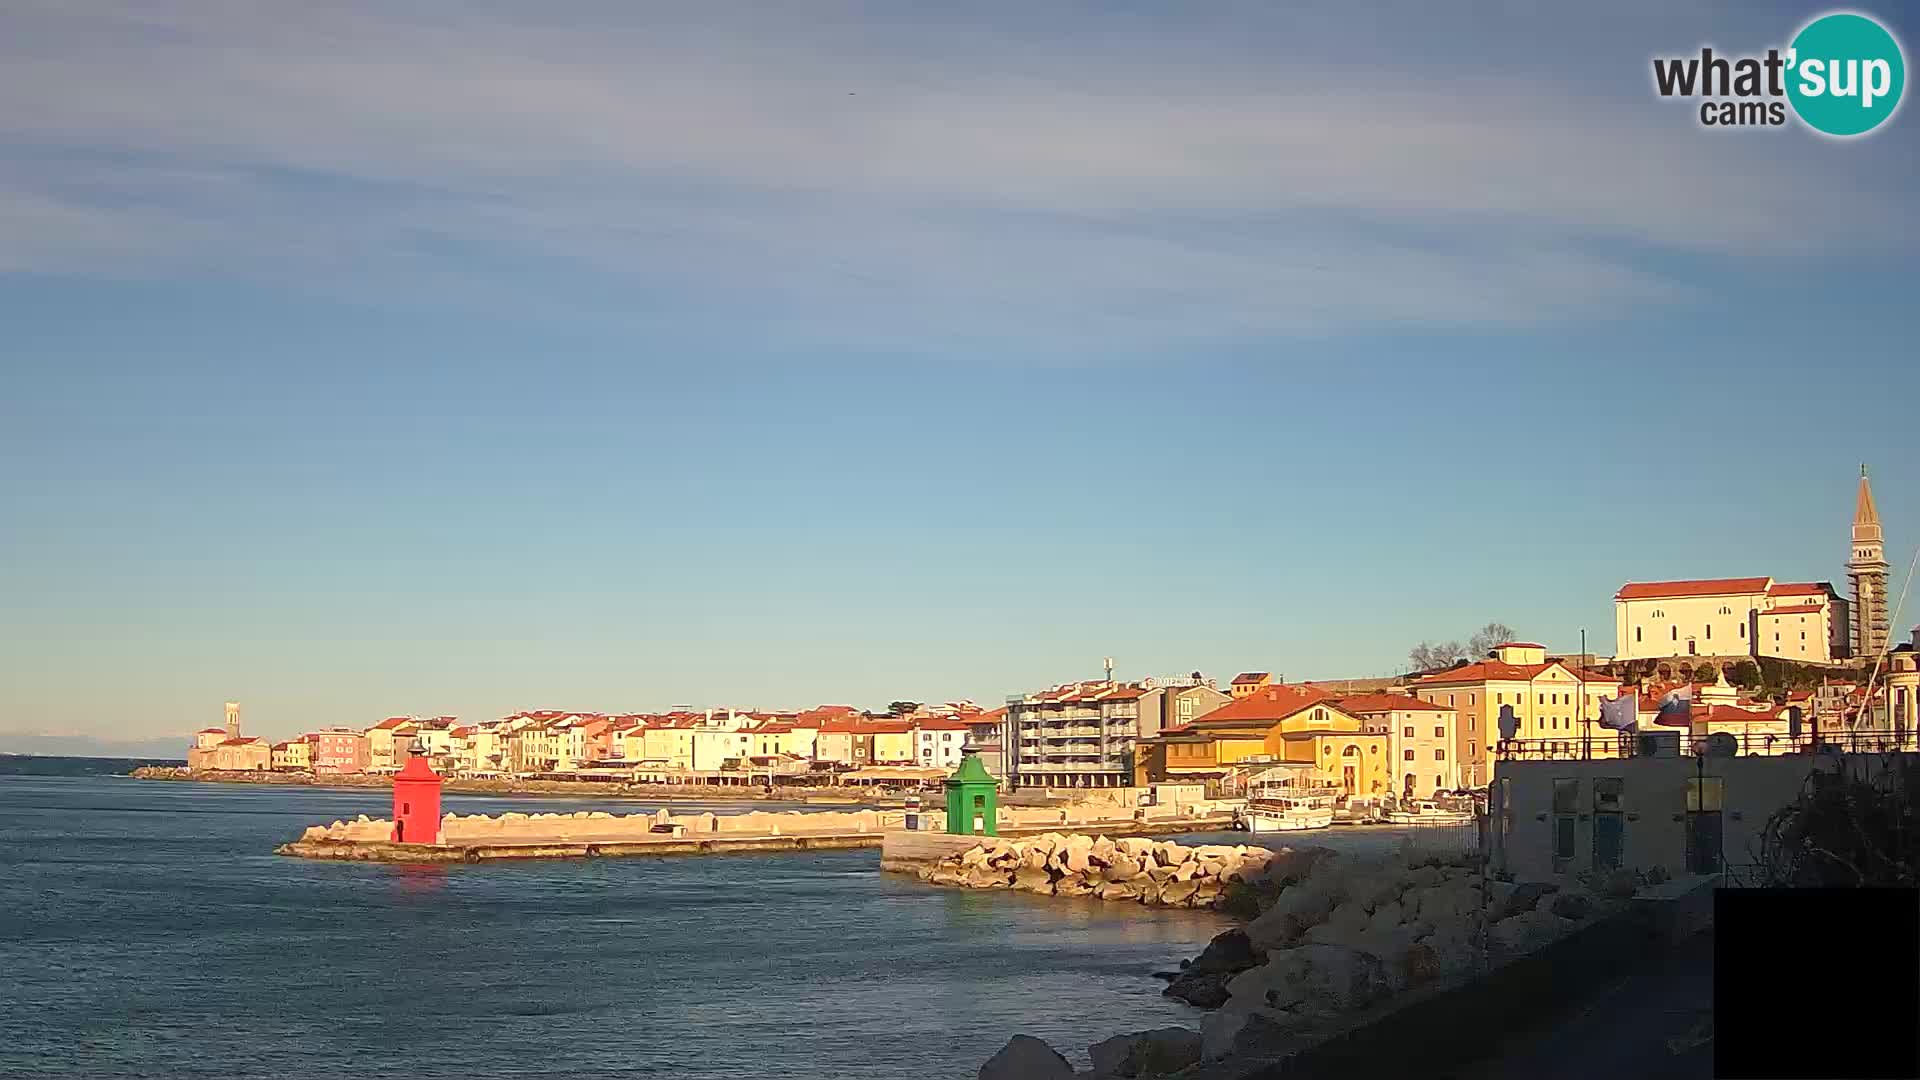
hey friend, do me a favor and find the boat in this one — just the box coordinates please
[1379,797,1475,826]
[1242,785,1338,833]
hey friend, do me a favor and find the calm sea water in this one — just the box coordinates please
[0,777,1231,1080]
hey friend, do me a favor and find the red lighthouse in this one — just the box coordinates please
[391,754,443,845]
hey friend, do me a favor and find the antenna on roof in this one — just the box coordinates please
[1103,657,1115,682]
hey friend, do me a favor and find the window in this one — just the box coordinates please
[1706,625,1711,640]
[1434,726,1446,738]
[1433,748,1445,760]
[1469,694,1476,705]
[1636,627,1642,643]
[1370,744,1379,755]
[1448,694,1455,707]
[1739,623,1745,638]
[1552,778,1579,867]
[1435,774,1443,789]
[1342,745,1358,757]
[1403,726,1415,738]
[1469,741,1477,758]
[1403,749,1415,761]
[1672,626,1678,641]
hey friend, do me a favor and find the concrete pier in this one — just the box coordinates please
[278,832,881,863]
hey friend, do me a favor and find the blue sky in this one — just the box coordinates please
[3,1,1917,744]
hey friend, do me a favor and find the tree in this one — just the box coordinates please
[1465,622,1518,660]
[1692,663,1719,684]
[1409,640,1467,673]
[1723,660,1761,688]
[887,700,922,717]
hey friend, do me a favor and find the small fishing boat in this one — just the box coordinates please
[1379,797,1474,826]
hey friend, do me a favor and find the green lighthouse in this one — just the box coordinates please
[943,753,999,836]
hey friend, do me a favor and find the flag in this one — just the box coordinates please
[1655,688,1692,728]
[1599,693,1638,732]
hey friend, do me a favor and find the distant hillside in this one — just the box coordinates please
[0,753,186,777]
[0,733,188,760]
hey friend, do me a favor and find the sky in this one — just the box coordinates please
[4,1,1918,747]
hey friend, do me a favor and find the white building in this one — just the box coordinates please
[1613,577,1848,663]
[913,718,971,771]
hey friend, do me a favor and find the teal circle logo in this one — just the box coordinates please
[1787,12,1906,136]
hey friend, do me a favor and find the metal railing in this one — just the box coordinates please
[1496,728,1918,760]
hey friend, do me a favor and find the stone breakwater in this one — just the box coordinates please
[913,833,1277,910]
[975,849,1658,1078]
[132,766,881,803]
[280,807,908,861]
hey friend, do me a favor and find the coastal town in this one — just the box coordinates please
[169,470,1920,842]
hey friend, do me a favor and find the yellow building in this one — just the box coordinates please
[640,723,698,771]
[751,721,819,760]
[1137,684,1390,796]
[1337,692,1461,798]
[271,739,311,771]
[1412,642,1622,784]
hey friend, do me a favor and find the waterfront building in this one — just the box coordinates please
[1614,578,1848,663]
[959,707,1008,783]
[271,739,311,771]
[912,717,972,771]
[1003,675,1230,789]
[308,728,369,774]
[752,719,820,761]
[1849,466,1891,659]
[1879,627,1920,739]
[867,720,916,764]
[204,736,272,771]
[1134,685,1391,797]
[1338,692,1461,798]
[366,716,418,773]
[1412,642,1622,783]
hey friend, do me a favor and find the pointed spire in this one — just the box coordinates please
[1856,465,1881,527]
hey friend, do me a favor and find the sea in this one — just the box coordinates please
[0,772,1234,1080]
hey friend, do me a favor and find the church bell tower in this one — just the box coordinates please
[1848,465,1890,659]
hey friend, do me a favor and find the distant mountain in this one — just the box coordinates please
[0,733,188,760]
[0,754,185,776]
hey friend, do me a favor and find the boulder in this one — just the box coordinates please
[964,866,1013,889]
[1500,881,1558,919]
[1012,867,1055,895]
[1325,899,1371,935]
[929,864,969,887]
[1418,921,1481,978]
[1063,836,1094,874]
[1022,847,1050,871]
[1116,837,1156,857]
[961,846,991,869]
[1413,881,1484,924]
[1549,890,1596,921]
[1106,855,1143,881]
[1089,836,1117,867]
[1163,969,1233,1009]
[1145,864,1178,882]
[1190,880,1223,909]
[1088,1027,1202,1078]
[1404,941,1441,984]
[1158,880,1200,907]
[979,1035,1074,1080]
[1367,900,1405,934]
[1490,908,1575,958]
[1198,859,1225,880]
[1055,875,1098,898]
[1099,881,1142,902]
[1245,879,1339,952]
[1157,842,1191,866]
[1184,928,1261,977]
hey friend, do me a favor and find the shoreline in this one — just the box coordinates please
[129,766,889,805]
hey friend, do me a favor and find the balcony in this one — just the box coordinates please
[1496,727,1919,761]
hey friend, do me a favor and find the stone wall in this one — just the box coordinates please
[913,833,1275,909]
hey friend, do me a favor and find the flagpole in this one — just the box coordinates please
[1580,628,1590,761]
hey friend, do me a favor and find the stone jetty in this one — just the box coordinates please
[910,833,1279,910]
[278,806,895,862]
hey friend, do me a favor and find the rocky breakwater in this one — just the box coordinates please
[978,850,1655,1078]
[916,833,1277,910]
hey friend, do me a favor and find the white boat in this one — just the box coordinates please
[1243,788,1337,833]
[1379,798,1474,826]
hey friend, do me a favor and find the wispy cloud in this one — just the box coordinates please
[1,1,1910,346]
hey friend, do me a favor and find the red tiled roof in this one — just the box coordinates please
[449,726,476,737]
[371,716,413,730]
[913,718,974,732]
[1189,685,1336,726]
[754,721,797,734]
[1760,604,1824,616]
[1704,705,1785,724]
[1493,642,1545,649]
[197,727,227,735]
[1335,692,1454,714]
[1415,660,1619,687]
[1615,577,1772,600]
[218,737,265,747]
[1767,582,1830,597]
